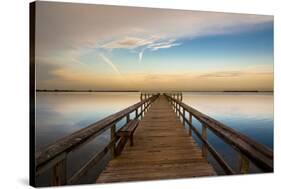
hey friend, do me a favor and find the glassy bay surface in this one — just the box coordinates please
[182,92,273,149]
[35,92,140,186]
[35,92,140,150]
[182,92,273,174]
[35,92,273,185]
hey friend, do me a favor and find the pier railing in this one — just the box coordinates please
[35,93,159,186]
[165,93,273,174]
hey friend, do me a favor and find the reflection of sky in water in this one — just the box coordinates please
[182,92,273,174]
[35,92,273,185]
[182,92,273,149]
[35,92,140,186]
[35,92,140,150]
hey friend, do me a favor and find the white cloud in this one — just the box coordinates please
[147,39,175,47]
[36,2,273,57]
[149,42,181,51]
[101,36,182,63]
[102,36,155,49]
[146,39,181,51]
[35,3,273,77]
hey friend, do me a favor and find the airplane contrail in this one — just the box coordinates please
[138,48,146,63]
[99,53,121,75]
[138,51,144,63]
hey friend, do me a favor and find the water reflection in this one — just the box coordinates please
[35,92,140,186]
[182,92,273,149]
[182,92,273,175]
[35,92,273,185]
[36,92,140,150]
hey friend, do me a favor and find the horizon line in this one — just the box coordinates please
[36,89,274,92]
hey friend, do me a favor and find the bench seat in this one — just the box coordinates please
[117,119,139,148]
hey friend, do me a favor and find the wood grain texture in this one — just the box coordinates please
[96,95,216,183]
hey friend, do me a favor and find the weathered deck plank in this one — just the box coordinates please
[96,95,216,183]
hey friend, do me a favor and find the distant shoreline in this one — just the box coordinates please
[36,89,273,93]
[36,89,139,92]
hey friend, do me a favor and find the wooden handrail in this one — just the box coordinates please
[35,93,159,185]
[164,93,273,173]
[178,110,235,174]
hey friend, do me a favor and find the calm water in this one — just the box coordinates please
[35,92,273,186]
[181,92,273,174]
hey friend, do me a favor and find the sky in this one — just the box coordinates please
[35,2,274,91]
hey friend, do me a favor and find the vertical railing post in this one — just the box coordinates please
[183,109,185,125]
[51,157,67,186]
[173,101,175,110]
[239,153,249,174]
[202,124,207,157]
[135,108,138,119]
[145,101,148,112]
[111,124,116,158]
[183,108,185,117]
[126,113,130,123]
[189,113,192,136]
[140,104,143,118]
[179,105,182,117]
[145,101,147,112]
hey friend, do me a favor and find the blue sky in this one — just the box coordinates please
[105,22,273,75]
[35,2,273,91]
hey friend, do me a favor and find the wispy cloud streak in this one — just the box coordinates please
[148,42,181,51]
[102,37,154,49]
[99,53,121,75]
[199,71,273,78]
[101,37,181,63]
[138,50,144,63]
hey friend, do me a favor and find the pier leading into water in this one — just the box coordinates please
[97,95,215,182]
[35,93,273,186]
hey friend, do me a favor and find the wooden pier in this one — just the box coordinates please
[97,95,215,183]
[35,93,273,186]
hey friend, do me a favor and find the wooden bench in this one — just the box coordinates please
[115,119,139,155]
[117,119,139,146]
